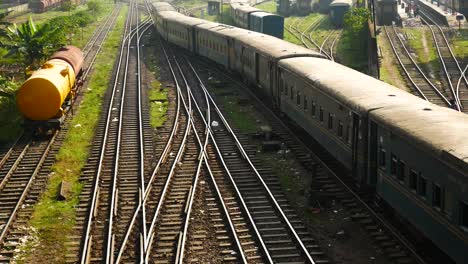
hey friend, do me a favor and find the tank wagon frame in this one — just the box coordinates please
[151,3,468,263]
[17,46,84,132]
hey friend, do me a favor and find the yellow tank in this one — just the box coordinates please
[16,58,76,121]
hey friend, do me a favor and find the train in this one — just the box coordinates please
[329,0,352,26]
[29,0,84,13]
[230,0,284,39]
[151,2,468,263]
[16,45,84,130]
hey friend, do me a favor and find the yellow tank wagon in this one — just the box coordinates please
[16,46,84,124]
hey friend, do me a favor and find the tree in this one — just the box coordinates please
[61,0,76,13]
[1,17,65,68]
[87,0,103,15]
[342,7,370,70]
[0,11,12,40]
[0,75,15,100]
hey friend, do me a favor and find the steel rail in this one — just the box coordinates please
[136,5,149,249]
[0,131,58,245]
[0,133,24,170]
[81,8,125,81]
[0,144,30,192]
[389,25,451,105]
[105,2,143,262]
[177,55,273,263]
[329,31,341,62]
[420,14,464,110]
[143,45,193,262]
[171,57,248,264]
[190,57,429,264]
[384,26,430,100]
[114,36,184,264]
[187,59,318,263]
[79,4,137,262]
[82,7,118,56]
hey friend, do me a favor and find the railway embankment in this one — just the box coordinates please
[12,5,128,263]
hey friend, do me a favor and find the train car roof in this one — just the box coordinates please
[370,104,468,176]
[158,10,209,26]
[250,11,284,19]
[278,57,429,113]
[195,22,248,37]
[152,2,177,12]
[329,0,352,7]
[236,32,323,59]
[231,3,261,13]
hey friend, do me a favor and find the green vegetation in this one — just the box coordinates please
[451,29,468,60]
[0,76,21,142]
[173,0,207,9]
[338,7,370,71]
[14,5,127,263]
[149,81,168,128]
[0,0,111,143]
[403,27,439,74]
[255,0,277,13]
[3,17,64,67]
[377,32,408,90]
[198,4,233,24]
[8,5,88,24]
[208,82,261,133]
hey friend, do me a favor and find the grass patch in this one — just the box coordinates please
[14,5,128,263]
[451,29,468,61]
[336,32,368,72]
[172,0,207,9]
[196,4,233,24]
[149,81,168,128]
[402,27,439,74]
[0,96,21,143]
[8,5,87,24]
[255,0,277,13]
[376,30,408,90]
[0,0,113,144]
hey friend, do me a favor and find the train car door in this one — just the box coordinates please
[255,53,259,84]
[277,68,283,109]
[192,28,197,54]
[368,121,378,185]
[269,60,274,100]
[351,113,359,181]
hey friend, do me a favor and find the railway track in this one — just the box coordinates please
[175,49,331,263]
[420,11,468,112]
[384,25,451,107]
[0,5,121,262]
[286,16,335,60]
[319,29,341,62]
[188,53,433,264]
[71,2,157,262]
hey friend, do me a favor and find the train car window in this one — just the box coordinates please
[379,148,386,168]
[338,121,343,137]
[409,170,418,191]
[328,114,333,129]
[397,160,406,182]
[290,87,294,100]
[319,107,324,122]
[304,95,308,110]
[311,102,316,117]
[444,191,453,218]
[418,177,427,198]
[460,201,468,229]
[296,91,301,105]
[346,126,350,144]
[432,184,442,210]
[390,154,397,176]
